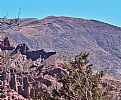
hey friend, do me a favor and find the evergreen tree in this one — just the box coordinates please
[51,52,111,100]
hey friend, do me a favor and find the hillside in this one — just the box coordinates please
[1,16,121,79]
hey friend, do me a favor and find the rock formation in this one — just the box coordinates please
[0,37,58,99]
[12,43,56,61]
[0,37,15,51]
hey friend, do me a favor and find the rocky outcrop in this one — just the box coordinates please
[0,57,65,99]
[0,37,15,51]
[0,37,60,99]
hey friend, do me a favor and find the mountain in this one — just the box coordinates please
[1,16,121,79]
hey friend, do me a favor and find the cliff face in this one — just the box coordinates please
[1,16,121,79]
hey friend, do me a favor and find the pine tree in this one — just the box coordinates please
[51,52,111,100]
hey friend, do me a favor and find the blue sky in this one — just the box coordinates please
[0,0,121,26]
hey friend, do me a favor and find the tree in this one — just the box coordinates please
[0,9,21,34]
[51,52,111,100]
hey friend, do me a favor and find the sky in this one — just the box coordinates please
[0,0,121,27]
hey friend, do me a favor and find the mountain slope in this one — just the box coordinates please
[1,16,121,79]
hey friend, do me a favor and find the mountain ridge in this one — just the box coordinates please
[1,16,121,79]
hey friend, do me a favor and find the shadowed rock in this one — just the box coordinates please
[1,46,15,50]
[26,50,56,61]
[0,37,15,50]
[29,64,38,69]
[38,68,67,78]
[48,68,66,78]
[34,76,52,87]
[4,37,10,47]
[12,43,56,61]
[12,43,30,55]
